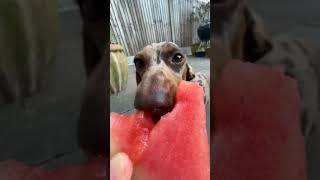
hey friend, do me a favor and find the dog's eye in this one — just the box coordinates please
[172,53,184,63]
[134,58,145,69]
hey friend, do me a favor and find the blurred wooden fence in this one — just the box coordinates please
[110,0,209,56]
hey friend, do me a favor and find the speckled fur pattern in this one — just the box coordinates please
[134,42,210,107]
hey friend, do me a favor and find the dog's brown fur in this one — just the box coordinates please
[134,42,209,121]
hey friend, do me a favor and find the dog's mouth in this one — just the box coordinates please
[135,87,176,123]
[150,105,173,123]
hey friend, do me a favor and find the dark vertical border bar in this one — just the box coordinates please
[209,0,214,179]
[106,0,111,178]
[76,0,110,178]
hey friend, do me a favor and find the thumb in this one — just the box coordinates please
[110,153,133,180]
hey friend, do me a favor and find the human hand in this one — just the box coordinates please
[110,152,133,180]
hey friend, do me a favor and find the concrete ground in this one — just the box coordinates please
[110,57,211,142]
[248,1,320,179]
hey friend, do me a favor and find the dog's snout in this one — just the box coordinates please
[135,89,174,121]
[133,48,182,122]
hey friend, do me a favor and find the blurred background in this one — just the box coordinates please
[248,1,320,179]
[0,0,88,168]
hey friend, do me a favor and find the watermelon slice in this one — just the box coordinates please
[110,81,210,180]
[213,60,306,180]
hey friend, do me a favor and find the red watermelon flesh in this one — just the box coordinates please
[213,60,306,180]
[110,111,155,163]
[0,157,106,180]
[110,80,210,180]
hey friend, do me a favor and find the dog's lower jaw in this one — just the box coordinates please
[151,107,171,123]
[151,114,161,123]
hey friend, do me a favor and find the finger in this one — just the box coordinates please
[110,152,133,180]
[110,138,119,157]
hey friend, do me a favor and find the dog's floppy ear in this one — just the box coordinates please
[243,7,272,62]
[185,63,196,81]
[136,72,141,84]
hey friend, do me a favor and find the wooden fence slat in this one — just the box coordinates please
[110,0,206,56]
[135,0,150,46]
[111,0,129,55]
[129,0,144,51]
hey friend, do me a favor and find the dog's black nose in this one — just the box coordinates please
[134,90,174,122]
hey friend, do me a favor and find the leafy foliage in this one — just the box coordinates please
[190,1,210,25]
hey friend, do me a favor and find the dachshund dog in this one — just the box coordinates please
[134,42,210,122]
[77,42,210,156]
[213,0,320,138]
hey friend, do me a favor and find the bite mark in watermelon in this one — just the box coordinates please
[110,80,210,180]
[213,60,306,180]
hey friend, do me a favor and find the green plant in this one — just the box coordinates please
[196,47,205,52]
[190,1,210,25]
